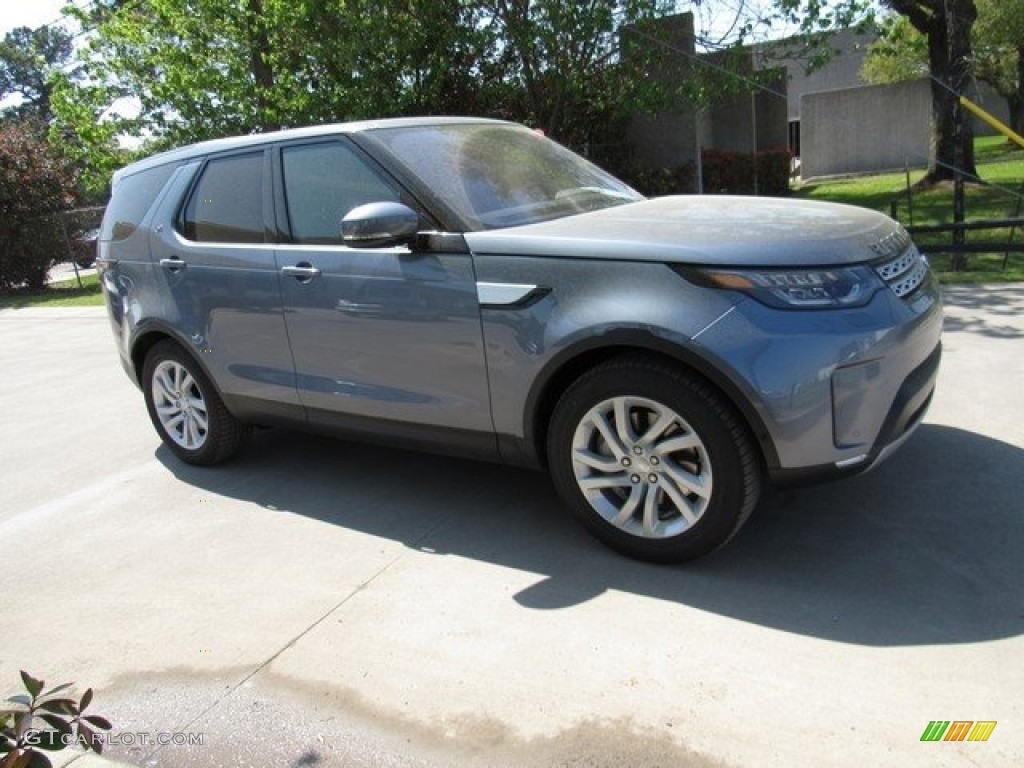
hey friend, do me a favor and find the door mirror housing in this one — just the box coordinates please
[341,202,419,248]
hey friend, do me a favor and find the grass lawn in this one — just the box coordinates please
[796,136,1024,283]
[0,273,104,309]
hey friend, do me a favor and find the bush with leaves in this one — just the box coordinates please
[1,671,112,768]
[0,122,78,293]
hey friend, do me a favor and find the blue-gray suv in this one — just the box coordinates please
[98,117,942,562]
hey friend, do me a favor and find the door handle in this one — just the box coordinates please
[160,257,186,271]
[281,263,322,281]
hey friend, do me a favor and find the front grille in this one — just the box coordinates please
[872,231,929,299]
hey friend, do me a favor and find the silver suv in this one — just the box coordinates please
[98,117,942,562]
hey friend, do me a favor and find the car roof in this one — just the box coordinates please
[113,116,514,185]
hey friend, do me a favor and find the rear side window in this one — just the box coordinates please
[182,152,264,243]
[281,141,402,245]
[101,163,178,241]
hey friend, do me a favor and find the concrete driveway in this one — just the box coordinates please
[2,285,1022,768]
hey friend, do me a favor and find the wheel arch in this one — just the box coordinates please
[129,322,217,394]
[524,331,778,472]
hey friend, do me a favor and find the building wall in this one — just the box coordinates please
[801,79,931,179]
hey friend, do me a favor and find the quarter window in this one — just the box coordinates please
[281,142,402,245]
[182,153,264,243]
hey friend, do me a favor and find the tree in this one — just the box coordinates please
[0,25,78,123]
[62,0,679,157]
[863,1,1023,138]
[972,0,1024,135]
[0,122,78,291]
[861,14,929,83]
[479,1,676,143]
[776,0,978,182]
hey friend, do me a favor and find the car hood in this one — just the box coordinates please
[463,196,899,267]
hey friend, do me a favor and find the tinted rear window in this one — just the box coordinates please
[182,152,264,243]
[101,163,178,241]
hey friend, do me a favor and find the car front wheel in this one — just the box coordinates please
[547,356,761,563]
[142,340,249,465]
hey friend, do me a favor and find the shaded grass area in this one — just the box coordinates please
[0,272,104,309]
[796,137,1024,283]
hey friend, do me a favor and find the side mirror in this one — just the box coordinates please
[341,202,419,248]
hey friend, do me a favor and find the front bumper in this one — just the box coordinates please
[692,271,943,485]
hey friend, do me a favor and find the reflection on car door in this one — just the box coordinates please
[147,152,302,418]
[272,139,494,443]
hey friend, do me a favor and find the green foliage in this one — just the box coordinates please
[0,122,78,292]
[60,0,679,156]
[0,671,112,768]
[0,26,78,122]
[860,14,928,84]
[972,0,1024,133]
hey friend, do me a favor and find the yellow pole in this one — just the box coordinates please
[959,95,1024,150]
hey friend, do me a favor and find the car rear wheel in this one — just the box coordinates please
[142,341,249,465]
[547,355,761,563]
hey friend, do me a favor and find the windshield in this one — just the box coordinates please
[369,123,643,230]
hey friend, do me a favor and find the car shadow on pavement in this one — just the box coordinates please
[157,421,1023,648]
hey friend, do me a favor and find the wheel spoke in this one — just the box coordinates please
[573,447,622,473]
[579,472,632,491]
[191,408,209,432]
[612,483,645,527]
[638,407,676,445]
[613,397,635,445]
[660,480,700,526]
[155,370,175,402]
[590,410,628,459]
[656,433,702,454]
[642,485,661,537]
[662,462,711,499]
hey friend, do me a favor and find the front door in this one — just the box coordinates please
[272,139,494,443]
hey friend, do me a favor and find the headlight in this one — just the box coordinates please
[676,265,882,309]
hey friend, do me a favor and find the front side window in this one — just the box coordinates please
[182,152,264,243]
[281,141,402,245]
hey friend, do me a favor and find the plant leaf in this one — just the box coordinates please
[29,732,65,752]
[78,690,92,713]
[27,750,52,768]
[35,718,70,739]
[4,697,29,708]
[35,701,75,717]
[76,723,99,753]
[40,685,71,699]
[80,715,111,731]
[18,675,42,701]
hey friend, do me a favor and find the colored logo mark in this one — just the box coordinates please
[920,721,997,742]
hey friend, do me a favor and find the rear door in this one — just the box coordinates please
[147,150,301,419]
[271,137,494,443]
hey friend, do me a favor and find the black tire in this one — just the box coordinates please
[142,340,249,465]
[547,355,762,563]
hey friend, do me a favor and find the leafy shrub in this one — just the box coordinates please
[0,122,78,292]
[1,671,111,768]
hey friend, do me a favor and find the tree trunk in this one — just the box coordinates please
[892,0,978,182]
